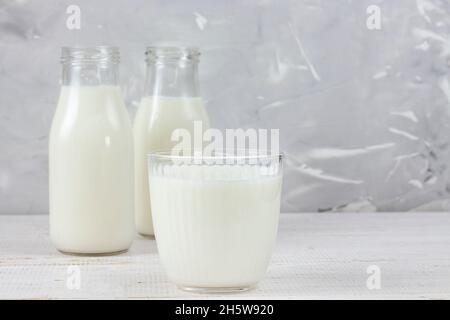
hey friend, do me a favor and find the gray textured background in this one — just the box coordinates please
[2,0,450,214]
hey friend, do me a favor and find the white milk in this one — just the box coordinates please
[149,165,282,289]
[49,85,134,254]
[134,96,209,235]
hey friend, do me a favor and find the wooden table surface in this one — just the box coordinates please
[0,213,449,299]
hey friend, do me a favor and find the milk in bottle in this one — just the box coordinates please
[134,47,209,236]
[49,47,134,254]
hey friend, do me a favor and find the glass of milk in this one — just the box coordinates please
[49,47,134,255]
[148,151,283,292]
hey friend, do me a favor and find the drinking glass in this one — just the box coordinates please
[148,151,283,293]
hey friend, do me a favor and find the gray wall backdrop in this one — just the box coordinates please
[1,0,450,214]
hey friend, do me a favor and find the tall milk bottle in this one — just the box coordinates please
[49,47,134,255]
[134,47,209,236]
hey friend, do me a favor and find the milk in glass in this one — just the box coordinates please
[148,155,283,292]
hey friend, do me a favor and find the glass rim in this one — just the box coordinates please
[148,150,284,161]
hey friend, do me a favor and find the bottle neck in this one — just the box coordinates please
[62,63,119,86]
[60,47,120,86]
[144,60,200,97]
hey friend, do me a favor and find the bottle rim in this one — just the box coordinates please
[145,46,200,63]
[61,46,120,65]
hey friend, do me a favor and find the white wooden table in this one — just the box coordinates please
[0,213,449,299]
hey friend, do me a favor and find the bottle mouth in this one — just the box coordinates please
[145,46,200,63]
[61,46,120,65]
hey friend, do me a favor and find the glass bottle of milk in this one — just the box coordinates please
[134,47,210,236]
[49,47,134,255]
